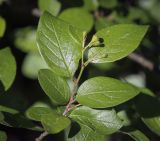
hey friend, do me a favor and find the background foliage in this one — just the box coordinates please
[1,0,160,141]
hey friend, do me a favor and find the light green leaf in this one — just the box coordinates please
[14,27,38,53]
[124,130,150,141]
[0,131,7,141]
[88,24,148,63]
[69,106,122,135]
[67,124,105,141]
[22,53,48,79]
[59,8,94,31]
[0,17,6,37]
[98,0,118,9]
[38,69,70,105]
[41,112,71,134]
[0,47,16,91]
[83,0,99,11]
[76,77,140,108]
[0,105,18,114]
[26,106,54,121]
[37,12,83,77]
[38,0,61,16]
[135,88,160,136]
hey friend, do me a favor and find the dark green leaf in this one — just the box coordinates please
[41,113,71,134]
[76,77,140,108]
[0,17,6,37]
[37,12,83,77]
[38,69,70,105]
[0,48,16,91]
[69,106,122,135]
[0,112,4,121]
[0,113,43,131]
[88,24,148,63]
[38,0,61,16]
[59,8,94,31]
[135,88,160,136]
[67,123,105,141]
[0,131,7,141]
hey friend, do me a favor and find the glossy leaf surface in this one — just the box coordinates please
[76,77,140,108]
[37,12,83,77]
[69,106,122,135]
[88,24,148,63]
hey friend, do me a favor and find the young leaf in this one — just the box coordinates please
[26,106,54,121]
[67,124,105,141]
[69,106,123,135]
[41,113,71,134]
[38,0,61,16]
[37,12,83,77]
[0,17,6,37]
[38,69,70,105]
[0,131,7,141]
[76,77,140,108]
[59,8,94,31]
[0,47,16,91]
[88,24,148,63]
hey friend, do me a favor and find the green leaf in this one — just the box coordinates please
[26,106,54,121]
[37,12,83,77]
[0,112,4,121]
[59,8,94,31]
[124,130,150,141]
[83,0,99,11]
[0,131,7,141]
[41,112,71,134]
[88,24,148,63]
[98,0,118,9]
[0,47,16,91]
[69,106,122,135]
[38,0,61,16]
[38,69,70,105]
[67,123,105,141]
[0,113,43,131]
[0,105,18,114]
[76,77,140,108]
[22,53,48,79]
[0,17,6,37]
[135,88,160,136]
[14,27,38,53]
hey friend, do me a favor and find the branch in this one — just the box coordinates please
[128,53,154,71]
[35,131,49,141]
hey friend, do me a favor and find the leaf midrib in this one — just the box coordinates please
[50,20,71,76]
